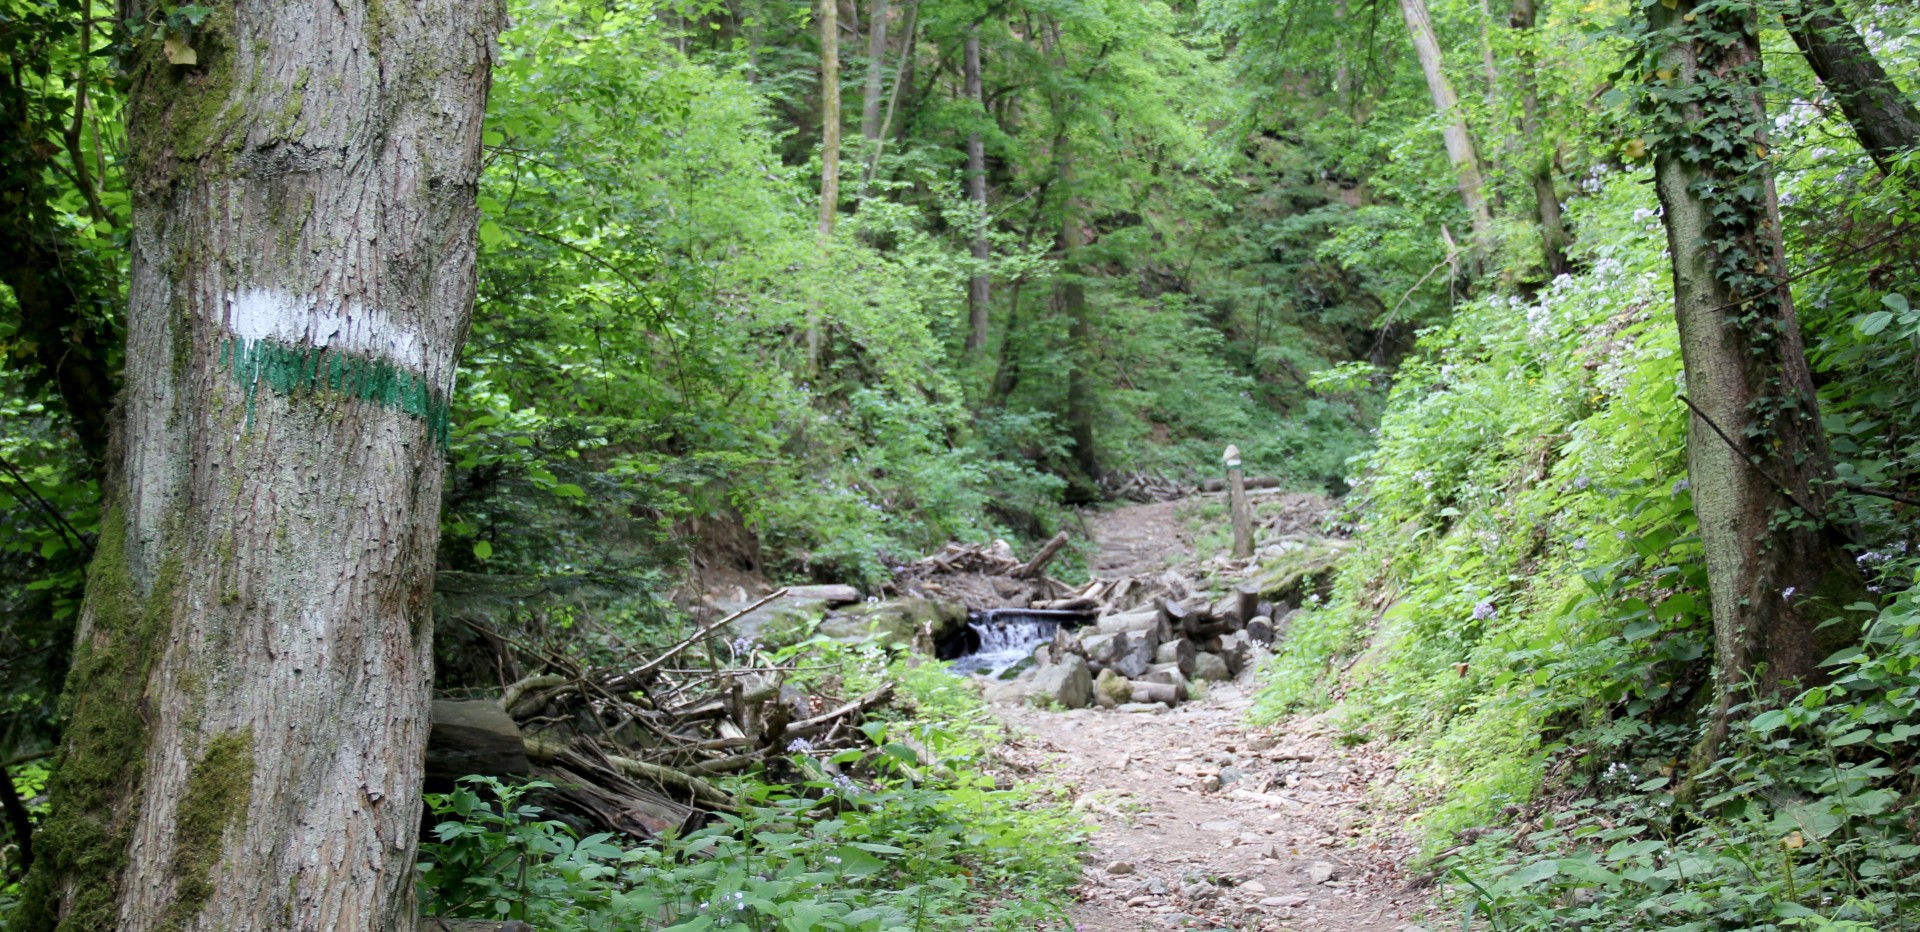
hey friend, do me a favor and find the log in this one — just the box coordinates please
[1158,599,1189,630]
[525,738,735,811]
[1012,531,1070,578]
[1247,616,1274,646]
[427,700,532,788]
[1235,586,1261,628]
[1153,638,1197,678]
[1210,594,1243,627]
[1130,681,1184,705]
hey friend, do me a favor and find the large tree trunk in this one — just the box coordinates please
[1398,0,1496,262]
[859,0,890,142]
[964,29,991,356]
[1510,0,1570,276]
[1642,0,1865,761]
[16,3,503,930]
[1782,0,1920,175]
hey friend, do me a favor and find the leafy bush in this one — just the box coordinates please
[418,659,1082,931]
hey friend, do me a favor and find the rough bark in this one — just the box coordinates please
[859,0,890,141]
[1398,0,1496,260]
[1643,0,1866,760]
[16,3,503,930]
[1782,0,1920,174]
[964,29,992,356]
[1510,0,1570,276]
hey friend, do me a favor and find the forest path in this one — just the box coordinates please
[993,498,1429,931]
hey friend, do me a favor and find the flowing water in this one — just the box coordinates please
[946,609,1089,677]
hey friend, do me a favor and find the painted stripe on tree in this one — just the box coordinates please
[220,289,452,445]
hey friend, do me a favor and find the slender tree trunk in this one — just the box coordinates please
[15,3,502,930]
[859,0,889,142]
[818,0,842,237]
[1510,0,1570,276]
[964,29,991,356]
[1056,134,1098,480]
[1782,0,1920,174]
[1642,0,1866,761]
[810,0,842,372]
[1398,0,1496,260]
[989,276,1024,405]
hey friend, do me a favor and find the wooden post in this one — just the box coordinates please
[1224,444,1254,559]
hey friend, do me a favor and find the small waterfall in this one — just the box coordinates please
[946,609,1087,677]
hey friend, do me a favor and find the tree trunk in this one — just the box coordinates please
[1782,0,1920,175]
[818,0,842,238]
[1398,0,1496,261]
[964,29,991,356]
[1056,133,1098,480]
[1642,0,1866,761]
[1510,0,1570,276]
[15,3,503,930]
[859,0,889,142]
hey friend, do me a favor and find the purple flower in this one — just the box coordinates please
[1472,600,1497,621]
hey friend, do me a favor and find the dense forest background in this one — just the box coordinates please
[3,0,1918,927]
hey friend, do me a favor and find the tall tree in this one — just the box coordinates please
[964,28,991,356]
[1780,0,1920,175]
[1398,0,1496,260]
[15,1,503,928]
[818,0,842,237]
[1510,0,1570,276]
[1639,0,1866,759]
[859,0,890,142]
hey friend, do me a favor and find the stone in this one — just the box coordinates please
[1262,894,1309,908]
[1192,651,1232,682]
[1106,861,1135,876]
[1218,765,1245,786]
[1307,861,1337,884]
[1200,775,1222,792]
[1117,702,1169,713]
[1095,667,1134,706]
[818,597,967,647]
[1147,878,1169,896]
[781,584,863,605]
[1199,820,1242,832]
[1028,653,1093,709]
[724,597,831,645]
[1240,880,1267,893]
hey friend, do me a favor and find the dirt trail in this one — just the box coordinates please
[995,499,1428,931]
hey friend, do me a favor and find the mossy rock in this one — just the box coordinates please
[817,598,967,647]
[724,597,832,647]
[1249,537,1350,604]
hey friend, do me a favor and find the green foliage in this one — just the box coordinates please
[1447,569,1920,929]
[418,661,1082,931]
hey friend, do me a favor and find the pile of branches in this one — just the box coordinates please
[886,532,1075,609]
[1099,471,1190,503]
[429,591,895,841]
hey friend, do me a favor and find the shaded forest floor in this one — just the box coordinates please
[992,499,1431,931]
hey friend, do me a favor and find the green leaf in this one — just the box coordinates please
[473,540,493,560]
[1857,310,1894,336]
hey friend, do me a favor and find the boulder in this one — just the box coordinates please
[782,584,863,605]
[818,597,966,647]
[1028,654,1093,709]
[1192,651,1232,682]
[724,597,830,646]
[1112,637,1154,678]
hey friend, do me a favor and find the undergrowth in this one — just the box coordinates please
[417,648,1083,931]
[1251,155,1920,928]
